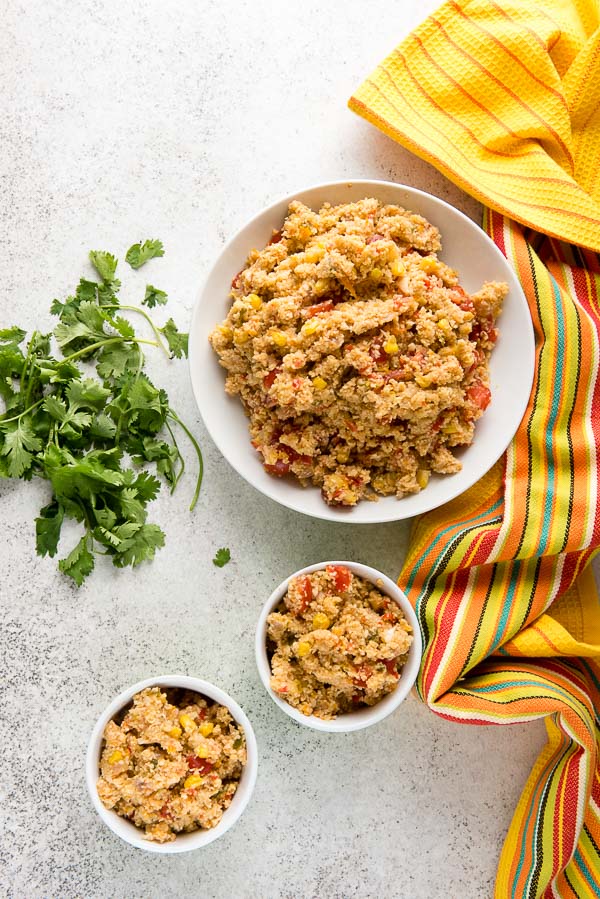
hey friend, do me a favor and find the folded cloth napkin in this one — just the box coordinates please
[349,2,600,896]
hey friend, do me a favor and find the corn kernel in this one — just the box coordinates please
[419,257,438,274]
[195,744,209,758]
[179,713,196,731]
[336,449,350,463]
[233,329,250,345]
[314,278,329,295]
[437,318,453,339]
[184,774,203,790]
[312,613,331,630]
[305,245,325,263]
[248,293,262,309]
[270,330,287,347]
[296,641,312,657]
[369,267,383,283]
[108,750,123,764]
[199,723,214,737]
[383,338,399,355]
[331,626,344,636]
[312,376,327,390]
[390,258,405,278]
[442,422,460,435]
[168,726,182,739]
[218,325,232,339]
[303,318,320,336]
[416,469,430,489]
[415,374,432,388]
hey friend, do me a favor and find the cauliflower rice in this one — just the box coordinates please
[96,687,246,843]
[267,565,413,719]
[210,198,507,507]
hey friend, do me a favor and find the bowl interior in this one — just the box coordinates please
[189,179,535,524]
[86,676,257,853]
[255,561,423,733]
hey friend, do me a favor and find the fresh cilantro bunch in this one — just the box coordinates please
[0,242,202,586]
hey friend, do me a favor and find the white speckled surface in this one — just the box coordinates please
[1,1,547,897]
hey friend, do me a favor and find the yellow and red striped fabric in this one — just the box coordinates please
[349,2,600,896]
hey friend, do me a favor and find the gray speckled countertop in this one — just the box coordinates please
[1,1,548,897]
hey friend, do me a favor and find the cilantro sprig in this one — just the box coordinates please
[0,243,202,586]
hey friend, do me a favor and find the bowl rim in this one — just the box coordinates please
[85,675,258,853]
[255,561,423,733]
[189,177,535,525]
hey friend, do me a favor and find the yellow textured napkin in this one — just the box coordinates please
[349,2,600,896]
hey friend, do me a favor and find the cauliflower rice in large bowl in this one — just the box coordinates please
[189,180,535,523]
[209,197,506,507]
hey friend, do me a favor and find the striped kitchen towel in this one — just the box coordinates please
[349,2,600,897]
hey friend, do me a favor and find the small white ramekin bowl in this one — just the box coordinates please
[86,675,258,853]
[255,561,422,733]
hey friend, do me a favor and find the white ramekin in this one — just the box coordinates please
[255,561,422,733]
[86,675,258,853]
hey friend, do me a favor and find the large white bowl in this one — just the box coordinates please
[189,179,535,523]
[86,675,258,853]
[255,561,422,733]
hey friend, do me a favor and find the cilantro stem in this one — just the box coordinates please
[0,397,44,424]
[20,330,39,408]
[167,410,203,511]
[61,336,158,364]
[104,305,171,358]
[165,418,185,494]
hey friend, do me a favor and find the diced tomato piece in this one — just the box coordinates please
[383,368,409,382]
[278,685,288,693]
[451,286,475,313]
[159,804,172,820]
[198,708,207,720]
[231,270,243,290]
[327,564,352,592]
[351,694,362,704]
[187,756,214,774]
[432,414,444,432]
[265,460,290,476]
[381,610,396,623]
[369,341,387,363]
[280,444,312,465]
[353,664,373,687]
[303,300,334,318]
[382,657,399,677]
[268,229,283,245]
[263,367,282,390]
[297,575,313,609]
[467,382,491,410]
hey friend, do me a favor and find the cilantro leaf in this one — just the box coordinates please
[54,301,109,352]
[89,251,119,285]
[133,471,161,502]
[159,318,188,359]
[0,327,26,344]
[96,342,141,380]
[58,535,95,586]
[35,501,65,557]
[143,284,168,308]
[0,418,42,477]
[89,412,117,442]
[212,547,231,567]
[125,239,164,270]
[112,523,165,567]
